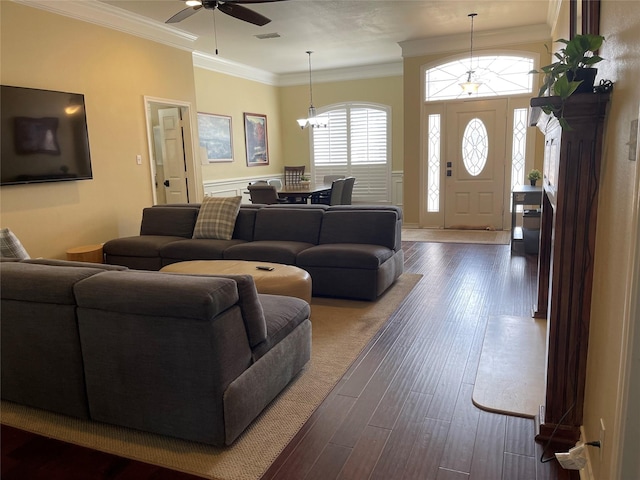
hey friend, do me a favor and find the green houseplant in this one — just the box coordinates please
[527,169,542,186]
[530,34,605,129]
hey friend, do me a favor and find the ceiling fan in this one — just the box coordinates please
[166,0,286,27]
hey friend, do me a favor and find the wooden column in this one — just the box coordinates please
[530,93,610,445]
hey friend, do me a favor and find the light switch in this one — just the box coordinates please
[136,154,142,165]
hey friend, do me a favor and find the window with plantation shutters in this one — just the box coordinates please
[311,103,391,204]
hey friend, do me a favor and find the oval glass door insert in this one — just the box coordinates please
[462,118,488,176]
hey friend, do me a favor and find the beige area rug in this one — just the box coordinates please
[1,273,422,480]
[402,228,510,245]
[472,315,546,418]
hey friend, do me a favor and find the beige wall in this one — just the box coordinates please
[0,2,198,259]
[279,76,404,172]
[578,1,640,478]
[401,41,550,224]
[195,68,284,181]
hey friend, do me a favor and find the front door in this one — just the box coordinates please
[444,99,507,229]
[158,107,189,204]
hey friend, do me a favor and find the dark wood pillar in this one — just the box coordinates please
[529,93,610,445]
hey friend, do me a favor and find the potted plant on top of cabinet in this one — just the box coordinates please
[529,34,605,130]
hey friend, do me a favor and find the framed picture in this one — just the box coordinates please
[197,112,233,163]
[243,113,269,166]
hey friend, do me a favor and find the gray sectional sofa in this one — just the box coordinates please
[0,259,311,446]
[104,204,404,301]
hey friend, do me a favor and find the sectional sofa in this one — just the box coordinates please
[104,203,404,301]
[0,259,311,446]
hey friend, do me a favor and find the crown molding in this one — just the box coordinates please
[399,23,551,58]
[278,62,403,87]
[13,0,198,49]
[192,52,279,85]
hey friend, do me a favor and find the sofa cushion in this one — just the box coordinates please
[159,272,267,349]
[297,243,394,269]
[318,209,399,250]
[160,238,247,263]
[140,207,199,238]
[193,196,242,240]
[0,261,106,304]
[223,240,315,265]
[23,258,128,271]
[253,208,324,244]
[104,235,185,258]
[74,270,239,320]
[252,294,311,360]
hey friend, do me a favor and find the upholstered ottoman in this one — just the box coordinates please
[160,260,312,303]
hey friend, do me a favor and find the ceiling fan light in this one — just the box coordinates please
[185,0,202,6]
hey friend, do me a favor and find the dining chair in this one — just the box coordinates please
[284,166,305,185]
[323,174,344,184]
[341,177,356,205]
[267,178,283,189]
[328,178,345,205]
[247,184,287,204]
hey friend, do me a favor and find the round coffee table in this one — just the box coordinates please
[160,260,312,303]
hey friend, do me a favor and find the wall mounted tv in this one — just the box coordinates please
[1,85,92,186]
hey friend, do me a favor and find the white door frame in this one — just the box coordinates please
[419,96,535,229]
[143,96,203,205]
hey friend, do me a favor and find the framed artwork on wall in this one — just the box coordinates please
[197,112,233,163]
[243,113,269,166]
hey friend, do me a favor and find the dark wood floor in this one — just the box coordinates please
[1,240,578,480]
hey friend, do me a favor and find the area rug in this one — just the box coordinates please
[472,315,546,418]
[1,273,421,480]
[402,228,510,245]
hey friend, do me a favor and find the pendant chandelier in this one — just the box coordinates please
[297,51,327,129]
[459,13,482,95]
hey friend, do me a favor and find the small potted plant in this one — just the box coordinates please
[299,174,311,185]
[527,169,542,186]
[529,34,605,129]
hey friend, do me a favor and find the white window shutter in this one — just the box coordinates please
[311,104,391,204]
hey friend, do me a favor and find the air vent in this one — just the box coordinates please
[254,32,281,40]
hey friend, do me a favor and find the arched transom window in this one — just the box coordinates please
[425,55,534,101]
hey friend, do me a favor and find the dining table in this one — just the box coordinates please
[276,182,332,203]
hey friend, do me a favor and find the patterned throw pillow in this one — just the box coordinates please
[192,196,242,240]
[0,228,30,259]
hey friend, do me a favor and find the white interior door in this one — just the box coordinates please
[444,99,507,229]
[158,107,188,204]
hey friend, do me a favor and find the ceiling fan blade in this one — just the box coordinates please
[166,5,202,24]
[217,3,271,26]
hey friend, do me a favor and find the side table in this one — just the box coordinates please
[511,185,542,251]
[66,244,104,263]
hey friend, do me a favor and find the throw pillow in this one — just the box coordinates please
[0,228,30,259]
[192,196,242,240]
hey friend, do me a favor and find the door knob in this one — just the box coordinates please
[164,180,170,187]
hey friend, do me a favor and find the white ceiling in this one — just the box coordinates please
[18,0,555,82]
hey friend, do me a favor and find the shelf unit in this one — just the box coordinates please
[530,92,610,446]
[510,185,542,250]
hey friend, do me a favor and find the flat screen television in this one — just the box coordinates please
[1,85,92,186]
